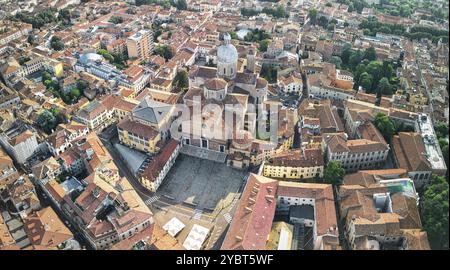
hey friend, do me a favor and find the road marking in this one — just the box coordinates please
[223,213,232,224]
[192,209,203,220]
[145,195,160,205]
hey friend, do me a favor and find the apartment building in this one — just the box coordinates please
[0,22,32,46]
[0,146,19,190]
[117,116,161,154]
[307,63,356,102]
[127,30,154,61]
[0,83,20,110]
[323,129,390,172]
[263,148,324,180]
[278,73,303,94]
[338,170,430,250]
[75,95,136,131]
[139,139,181,192]
[0,122,38,165]
[391,132,434,188]
[46,121,89,156]
[222,174,339,250]
[75,53,151,93]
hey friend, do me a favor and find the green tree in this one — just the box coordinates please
[173,70,189,90]
[364,47,376,61]
[358,72,373,92]
[309,8,318,25]
[318,16,329,28]
[349,50,363,69]
[421,175,449,249]
[260,64,277,84]
[341,45,353,65]
[323,160,345,185]
[274,6,287,18]
[70,88,81,99]
[379,26,391,34]
[348,3,354,13]
[37,110,57,134]
[327,23,336,32]
[176,0,187,10]
[330,56,343,69]
[365,61,383,82]
[435,123,449,139]
[154,45,173,60]
[42,71,52,82]
[50,36,64,51]
[76,80,88,91]
[259,39,270,52]
[382,61,395,79]
[377,77,393,96]
[27,34,35,45]
[374,112,395,143]
[58,8,71,22]
[108,16,123,24]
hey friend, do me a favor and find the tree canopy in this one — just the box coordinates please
[421,175,449,250]
[50,36,65,51]
[173,70,189,90]
[374,113,395,143]
[37,108,66,134]
[323,160,345,185]
[259,64,278,84]
[154,45,173,61]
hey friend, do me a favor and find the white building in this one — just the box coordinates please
[0,123,38,164]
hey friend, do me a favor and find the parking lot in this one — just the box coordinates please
[156,154,246,211]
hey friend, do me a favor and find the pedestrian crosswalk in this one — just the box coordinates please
[224,213,233,224]
[192,209,203,220]
[145,195,160,205]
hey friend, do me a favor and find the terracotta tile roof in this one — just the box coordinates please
[277,181,338,237]
[204,78,227,91]
[140,139,179,183]
[391,132,432,172]
[110,224,153,250]
[222,174,278,250]
[391,193,422,229]
[148,224,185,250]
[402,229,431,250]
[109,210,152,235]
[44,180,66,204]
[267,148,324,167]
[23,207,73,249]
[9,130,34,146]
[117,117,159,140]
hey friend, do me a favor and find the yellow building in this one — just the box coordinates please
[263,148,324,180]
[117,117,161,154]
[266,222,294,250]
[44,58,64,78]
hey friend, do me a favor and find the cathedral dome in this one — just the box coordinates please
[217,34,238,64]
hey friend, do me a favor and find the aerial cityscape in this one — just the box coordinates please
[0,0,448,252]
